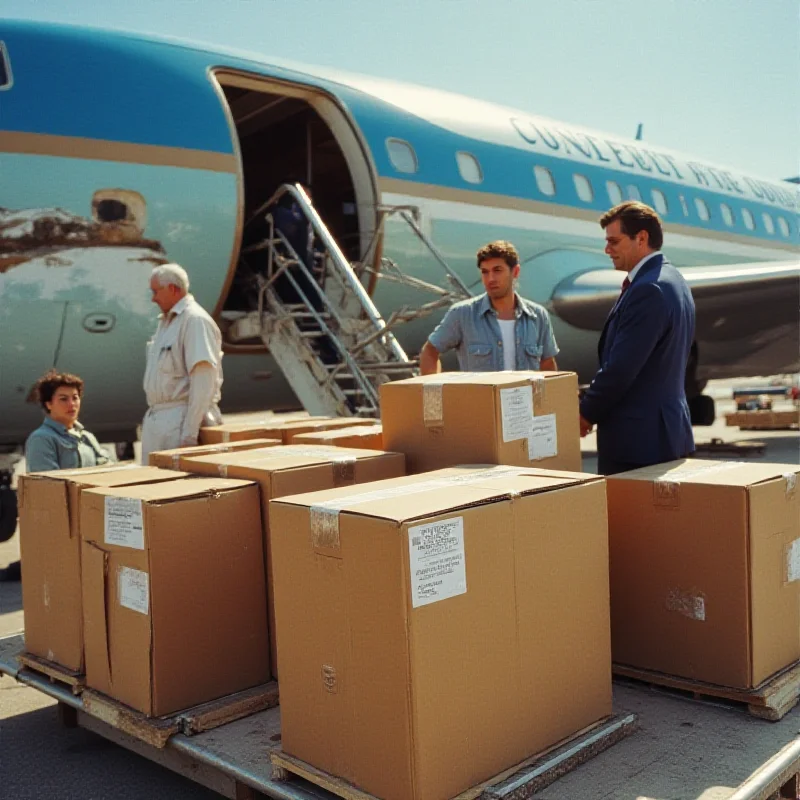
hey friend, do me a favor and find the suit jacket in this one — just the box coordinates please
[579,253,695,467]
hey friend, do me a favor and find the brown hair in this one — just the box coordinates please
[600,201,664,250]
[34,371,84,411]
[476,240,519,269]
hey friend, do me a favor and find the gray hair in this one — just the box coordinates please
[151,263,190,293]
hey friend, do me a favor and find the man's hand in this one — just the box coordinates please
[579,414,594,438]
[179,435,198,448]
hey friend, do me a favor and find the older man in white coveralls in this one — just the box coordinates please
[141,263,223,464]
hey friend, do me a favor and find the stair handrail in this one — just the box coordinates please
[260,183,410,364]
[359,204,473,301]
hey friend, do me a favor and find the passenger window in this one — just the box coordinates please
[456,151,483,184]
[762,212,775,234]
[778,216,791,237]
[651,189,668,215]
[741,207,755,230]
[720,203,734,227]
[534,165,556,196]
[626,184,641,201]
[606,180,623,205]
[679,195,690,216]
[694,197,710,221]
[0,42,11,90]
[573,174,593,202]
[386,139,418,174]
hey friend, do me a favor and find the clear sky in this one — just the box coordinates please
[4,0,798,181]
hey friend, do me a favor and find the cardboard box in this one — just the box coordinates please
[148,438,281,470]
[279,417,377,444]
[182,445,405,677]
[291,423,383,451]
[380,372,581,474]
[80,477,270,716]
[18,465,189,672]
[271,465,611,800]
[199,421,303,444]
[607,459,800,689]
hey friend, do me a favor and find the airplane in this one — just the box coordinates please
[1,20,798,498]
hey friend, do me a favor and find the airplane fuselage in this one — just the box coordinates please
[0,20,797,446]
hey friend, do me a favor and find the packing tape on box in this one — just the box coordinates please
[665,587,706,621]
[332,457,357,487]
[218,464,228,478]
[784,472,797,495]
[222,431,231,443]
[422,383,443,427]
[786,538,800,584]
[172,453,181,469]
[529,374,546,407]
[309,465,531,548]
[421,373,479,428]
[653,461,745,508]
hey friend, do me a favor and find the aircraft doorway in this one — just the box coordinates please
[212,72,378,344]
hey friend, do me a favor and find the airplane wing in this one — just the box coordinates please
[550,259,800,379]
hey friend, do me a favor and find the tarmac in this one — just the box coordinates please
[1,378,798,800]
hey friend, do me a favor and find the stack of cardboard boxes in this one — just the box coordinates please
[179,444,405,677]
[200,416,376,446]
[18,365,799,797]
[18,465,190,672]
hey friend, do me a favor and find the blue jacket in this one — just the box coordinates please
[25,417,110,472]
[580,254,695,467]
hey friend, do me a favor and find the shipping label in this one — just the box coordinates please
[104,497,145,550]
[408,517,467,608]
[118,567,149,615]
[500,385,534,442]
[528,414,558,460]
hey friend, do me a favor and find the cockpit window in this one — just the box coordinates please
[386,139,418,174]
[0,42,12,90]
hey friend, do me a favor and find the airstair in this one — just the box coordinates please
[226,184,472,417]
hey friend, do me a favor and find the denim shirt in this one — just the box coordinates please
[428,293,559,371]
[25,417,110,473]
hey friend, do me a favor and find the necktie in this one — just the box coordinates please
[620,276,631,298]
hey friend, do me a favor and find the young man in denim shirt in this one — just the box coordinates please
[420,240,559,374]
[0,372,109,582]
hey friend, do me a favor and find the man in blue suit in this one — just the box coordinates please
[579,201,695,475]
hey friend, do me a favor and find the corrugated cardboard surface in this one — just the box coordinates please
[148,438,280,469]
[18,465,187,672]
[271,465,611,800]
[182,445,406,678]
[80,477,270,716]
[291,424,384,451]
[607,459,800,689]
[380,371,581,474]
[278,417,377,444]
[199,421,298,444]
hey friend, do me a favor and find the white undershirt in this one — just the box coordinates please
[497,319,516,370]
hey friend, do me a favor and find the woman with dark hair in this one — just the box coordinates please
[1,371,110,582]
[25,370,110,472]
